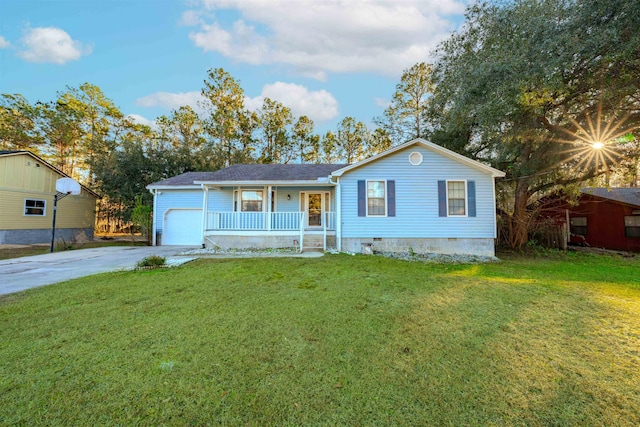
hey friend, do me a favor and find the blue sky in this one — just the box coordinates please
[0,0,468,134]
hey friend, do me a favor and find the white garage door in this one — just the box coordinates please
[163,209,202,245]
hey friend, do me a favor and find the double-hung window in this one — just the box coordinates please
[25,199,46,216]
[241,190,263,212]
[367,180,386,216]
[358,180,395,217]
[447,181,466,216]
[438,180,476,217]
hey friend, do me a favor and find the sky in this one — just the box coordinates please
[0,0,469,134]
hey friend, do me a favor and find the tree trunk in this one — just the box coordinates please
[509,178,532,250]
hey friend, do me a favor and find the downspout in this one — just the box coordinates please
[328,175,341,251]
[149,188,157,246]
[201,184,209,248]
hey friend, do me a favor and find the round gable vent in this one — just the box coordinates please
[409,151,423,166]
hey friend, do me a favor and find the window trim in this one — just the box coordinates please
[366,179,387,217]
[446,180,467,217]
[24,198,46,216]
[409,151,423,166]
[570,216,588,237]
[233,189,265,212]
[624,215,640,238]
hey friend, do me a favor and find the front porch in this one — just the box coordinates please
[201,183,338,252]
[204,211,337,252]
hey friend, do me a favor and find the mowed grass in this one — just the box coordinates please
[1,253,639,426]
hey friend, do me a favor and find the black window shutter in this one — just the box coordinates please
[438,180,447,217]
[468,180,476,217]
[357,180,366,216]
[387,180,395,217]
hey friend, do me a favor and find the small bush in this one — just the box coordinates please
[136,255,166,268]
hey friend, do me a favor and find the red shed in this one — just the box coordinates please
[563,188,640,252]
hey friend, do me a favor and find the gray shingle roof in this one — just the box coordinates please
[582,187,640,207]
[0,150,26,156]
[148,164,347,187]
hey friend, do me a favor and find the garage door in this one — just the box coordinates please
[163,209,202,245]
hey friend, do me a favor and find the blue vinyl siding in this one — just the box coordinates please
[155,189,203,234]
[339,146,497,238]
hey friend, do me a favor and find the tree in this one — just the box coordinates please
[200,68,246,167]
[335,117,369,163]
[292,116,320,163]
[430,0,640,249]
[38,99,84,177]
[375,62,434,145]
[0,94,43,151]
[320,131,340,164]
[156,105,213,172]
[58,83,124,180]
[368,128,393,157]
[258,97,293,163]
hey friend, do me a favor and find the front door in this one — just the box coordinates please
[307,193,323,228]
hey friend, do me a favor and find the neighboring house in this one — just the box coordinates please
[0,151,99,244]
[558,188,640,252]
[147,139,506,256]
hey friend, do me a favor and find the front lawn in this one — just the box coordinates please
[1,253,639,425]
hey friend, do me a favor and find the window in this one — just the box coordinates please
[570,217,588,236]
[409,151,423,166]
[25,199,46,216]
[241,190,263,212]
[367,181,386,216]
[447,181,466,216]
[624,216,640,238]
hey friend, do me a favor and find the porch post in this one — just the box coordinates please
[267,185,272,231]
[335,179,342,251]
[201,184,209,247]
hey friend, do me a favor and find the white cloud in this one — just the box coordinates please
[247,82,339,122]
[185,0,467,79]
[137,82,338,123]
[127,114,157,129]
[0,36,10,49]
[18,27,90,64]
[374,97,391,108]
[135,91,205,112]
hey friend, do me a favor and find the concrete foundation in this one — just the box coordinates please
[341,237,495,257]
[0,228,94,245]
[204,234,300,250]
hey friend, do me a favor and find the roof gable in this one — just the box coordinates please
[0,150,99,198]
[330,138,505,178]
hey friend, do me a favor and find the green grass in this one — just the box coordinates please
[1,252,639,426]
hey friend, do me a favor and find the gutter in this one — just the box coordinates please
[149,188,158,246]
[328,175,341,251]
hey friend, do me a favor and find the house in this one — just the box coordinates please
[559,188,640,252]
[0,150,99,245]
[146,139,506,256]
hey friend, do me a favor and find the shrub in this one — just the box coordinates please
[136,255,166,268]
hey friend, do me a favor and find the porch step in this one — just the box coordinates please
[303,235,324,252]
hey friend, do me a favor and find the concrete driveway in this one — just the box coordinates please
[0,246,196,296]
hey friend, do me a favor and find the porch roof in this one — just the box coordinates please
[148,164,348,188]
[194,164,347,185]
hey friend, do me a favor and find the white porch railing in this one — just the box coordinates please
[206,211,305,231]
[206,211,336,252]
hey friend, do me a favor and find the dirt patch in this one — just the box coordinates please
[0,244,49,250]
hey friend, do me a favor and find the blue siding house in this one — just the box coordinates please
[147,139,505,256]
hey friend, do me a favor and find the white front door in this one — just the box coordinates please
[306,193,323,228]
